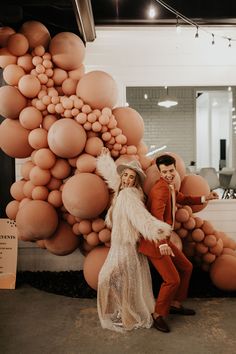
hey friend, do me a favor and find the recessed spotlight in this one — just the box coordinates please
[148,6,156,19]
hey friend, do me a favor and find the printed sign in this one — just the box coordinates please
[0,219,18,289]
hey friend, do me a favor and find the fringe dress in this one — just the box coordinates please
[96,154,171,332]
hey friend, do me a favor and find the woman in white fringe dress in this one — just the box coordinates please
[96,148,171,332]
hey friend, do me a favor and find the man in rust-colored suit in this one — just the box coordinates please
[139,154,218,333]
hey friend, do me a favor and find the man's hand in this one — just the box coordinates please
[206,191,219,201]
[158,243,175,257]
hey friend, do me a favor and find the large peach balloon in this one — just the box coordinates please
[83,246,109,290]
[20,21,51,49]
[0,119,33,158]
[49,32,85,70]
[16,200,58,241]
[0,86,27,119]
[62,173,109,219]
[113,107,144,146]
[19,106,43,130]
[44,221,80,255]
[48,118,87,158]
[210,254,236,291]
[180,174,210,213]
[76,71,118,109]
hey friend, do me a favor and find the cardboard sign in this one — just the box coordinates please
[0,218,18,289]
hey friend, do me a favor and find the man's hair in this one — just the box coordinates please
[155,154,176,170]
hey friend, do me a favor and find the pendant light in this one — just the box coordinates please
[158,87,178,108]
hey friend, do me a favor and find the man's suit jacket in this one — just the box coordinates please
[138,177,202,258]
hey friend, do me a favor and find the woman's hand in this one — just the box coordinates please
[100,147,110,156]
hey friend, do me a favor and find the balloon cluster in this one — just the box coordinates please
[0,21,150,257]
[1,21,236,291]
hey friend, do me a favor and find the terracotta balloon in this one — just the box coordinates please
[78,220,92,235]
[47,190,62,208]
[0,86,27,119]
[98,228,111,243]
[192,228,205,242]
[209,238,223,256]
[3,64,25,86]
[92,218,105,233]
[17,54,34,72]
[175,208,189,223]
[83,246,109,290]
[76,71,118,109]
[7,33,29,56]
[48,118,87,158]
[113,107,144,146]
[6,200,20,220]
[19,106,43,130]
[32,186,49,200]
[85,137,104,157]
[76,153,97,173]
[0,27,15,47]
[44,221,80,256]
[69,64,85,80]
[49,32,85,70]
[143,164,160,195]
[18,74,41,98]
[34,148,56,169]
[182,216,196,230]
[10,180,26,201]
[28,128,48,150]
[0,48,17,68]
[20,21,51,49]
[29,166,51,186]
[0,119,33,158]
[16,200,58,241]
[210,254,236,291]
[62,173,109,219]
[180,174,210,213]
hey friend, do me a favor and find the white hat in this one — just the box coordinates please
[117,160,146,185]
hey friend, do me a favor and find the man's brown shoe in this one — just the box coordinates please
[152,315,170,333]
[169,305,196,316]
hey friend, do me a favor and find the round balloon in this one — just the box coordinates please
[83,246,109,290]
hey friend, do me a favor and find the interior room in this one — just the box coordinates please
[1,1,236,353]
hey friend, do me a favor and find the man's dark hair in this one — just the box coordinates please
[155,154,176,170]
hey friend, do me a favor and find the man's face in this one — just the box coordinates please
[158,163,177,184]
[121,168,136,189]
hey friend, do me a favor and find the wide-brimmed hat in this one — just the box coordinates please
[117,160,146,185]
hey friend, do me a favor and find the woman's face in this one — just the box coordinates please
[121,168,137,189]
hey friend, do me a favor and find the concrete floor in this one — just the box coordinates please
[1,284,236,354]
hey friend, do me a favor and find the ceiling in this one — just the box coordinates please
[1,0,236,43]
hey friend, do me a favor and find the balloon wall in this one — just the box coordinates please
[1,21,236,292]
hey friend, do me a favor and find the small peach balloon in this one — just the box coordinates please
[28,128,48,149]
[0,48,17,68]
[10,180,26,201]
[29,166,51,186]
[50,159,71,179]
[6,200,20,220]
[17,54,34,72]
